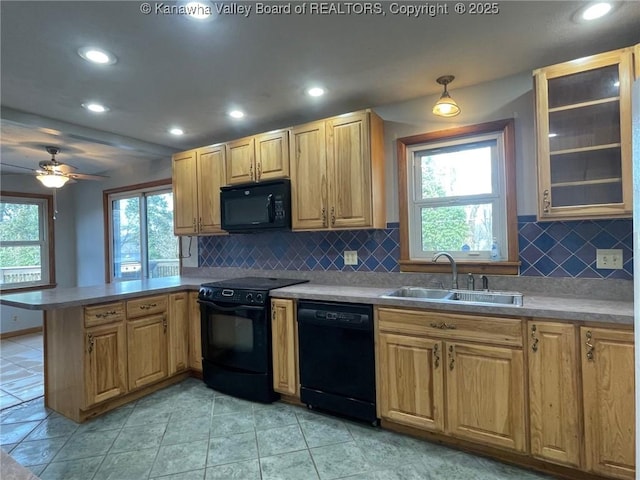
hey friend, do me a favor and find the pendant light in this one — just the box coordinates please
[432,75,461,117]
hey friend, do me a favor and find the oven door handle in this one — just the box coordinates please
[198,300,265,312]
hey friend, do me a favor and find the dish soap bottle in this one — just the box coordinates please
[490,237,500,261]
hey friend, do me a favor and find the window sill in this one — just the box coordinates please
[399,260,520,276]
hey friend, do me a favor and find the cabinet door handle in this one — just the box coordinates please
[199,217,203,231]
[87,333,94,353]
[448,345,455,370]
[163,315,168,333]
[542,189,551,214]
[531,324,539,352]
[330,207,336,226]
[430,322,456,330]
[321,207,327,227]
[250,163,254,181]
[192,217,197,232]
[433,343,440,369]
[256,162,262,181]
[585,330,594,361]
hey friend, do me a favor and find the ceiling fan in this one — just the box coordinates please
[4,146,109,188]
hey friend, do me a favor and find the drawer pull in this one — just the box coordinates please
[531,324,539,352]
[433,343,440,369]
[586,330,594,361]
[139,303,158,310]
[430,322,457,330]
[95,310,117,319]
[448,345,455,370]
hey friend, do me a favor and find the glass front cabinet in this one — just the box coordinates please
[534,46,635,220]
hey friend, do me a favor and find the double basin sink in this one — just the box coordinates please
[380,287,524,307]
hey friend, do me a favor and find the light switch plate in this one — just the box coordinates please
[596,249,623,269]
[344,250,358,266]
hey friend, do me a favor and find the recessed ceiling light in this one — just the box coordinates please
[169,128,184,136]
[229,110,245,119]
[82,103,109,113]
[307,87,325,97]
[78,47,117,65]
[581,2,612,20]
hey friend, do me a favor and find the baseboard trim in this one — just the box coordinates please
[0,326,43,340]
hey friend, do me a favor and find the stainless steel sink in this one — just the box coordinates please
[450,289,524,307]
[380,287,454,300]
[380,287,523,307]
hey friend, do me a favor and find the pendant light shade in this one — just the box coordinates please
[432,75,461,117]
[37,174,70,189]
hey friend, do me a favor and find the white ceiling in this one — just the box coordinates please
[1,1,639,177]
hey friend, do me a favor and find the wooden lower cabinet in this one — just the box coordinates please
[84,321,127,407]
[581,327,635,480]
[377,332,444,431]
[127,313,168,391]
[188,291,202,372]
[446,342,525,452]
[168,292,189,374]
[271,298,298,396]
[376,307,525,453]
[528,321,582,468]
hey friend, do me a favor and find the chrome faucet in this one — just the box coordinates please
[432,252,458,290]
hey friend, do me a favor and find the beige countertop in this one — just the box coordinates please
[0,276,633,325]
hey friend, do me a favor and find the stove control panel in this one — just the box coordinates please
[198,286,268,305]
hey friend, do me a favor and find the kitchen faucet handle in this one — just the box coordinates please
[481,275,489,290]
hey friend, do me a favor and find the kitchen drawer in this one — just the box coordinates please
[126,295,168,319]
[376,307,523,347]
[84,302,125,328]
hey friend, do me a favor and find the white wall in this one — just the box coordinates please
[74,157,173,286]
[374,71,536,222]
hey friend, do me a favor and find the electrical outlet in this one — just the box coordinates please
[12,315,18,322]
[596,249,623,269]
[344,250,358,266]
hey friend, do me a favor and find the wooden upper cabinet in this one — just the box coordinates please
[256,130,289,181]
[172,145,226,235]
[197,145,226,234]
[289,121,328,230]
[225,131,290,185]
[534,46,634,220]
[225,136,256,185]
[581,326,635,479]
[528,321,582,468]
[172,149,199,234]
[290,110,385,231]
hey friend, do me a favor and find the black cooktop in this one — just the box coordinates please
[201,276,308,291]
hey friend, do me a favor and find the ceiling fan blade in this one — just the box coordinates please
[2,163,38,173]
[67,172,109,181]
[55,163,77,174]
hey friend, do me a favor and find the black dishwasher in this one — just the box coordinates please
[297,301,377,424]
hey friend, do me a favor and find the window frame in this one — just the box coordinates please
[397,119,519,275]
[0,191,56,291]
[103,179,179,283]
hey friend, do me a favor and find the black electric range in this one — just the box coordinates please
[198,276,308,403]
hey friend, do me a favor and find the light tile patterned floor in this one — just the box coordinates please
[0,333,44,410]
[0,334,554,479]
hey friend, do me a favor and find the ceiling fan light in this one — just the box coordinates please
[37,174,70,189]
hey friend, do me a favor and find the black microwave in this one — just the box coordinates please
[220,179,291,233]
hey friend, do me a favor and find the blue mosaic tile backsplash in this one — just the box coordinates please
[199,217,633,279]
